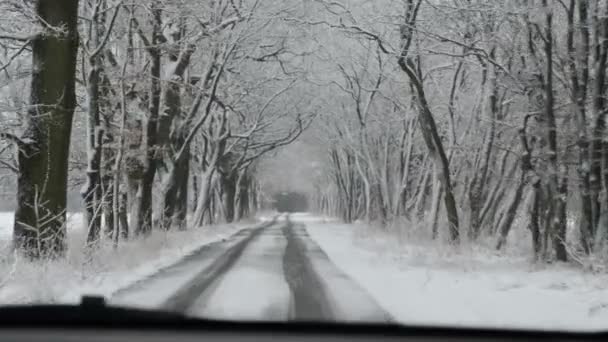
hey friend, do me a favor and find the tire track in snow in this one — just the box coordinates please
[114,215,391,322]
[283,217,393,322]
[186,223,291,320]
[110,220,273,310]
[162,224,270,312]
[283,219,334,321]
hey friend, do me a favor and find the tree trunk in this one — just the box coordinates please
[102,169,114,238]
[157,41,194,228]
[495,171,526,250]
[413,164,431,218]
[530,182,542,260]
[397,0,459,242]
[394,119,415,218]
[400,63,460,241]
[430,170,442,240]
[82,57,103,244]
[133,4,162,235]
[237,175,251,220]
[222,177,236,223]
[101,102,116,238]
[353,152,371,223]
[480,152,515,230]
[542,1,567,261]
[13,0,79,258]
[468,56,497,240]
[191,168,199,212]
[590,2,608,243]
[172,149,189,230]
[568,0,593,253]
[118,186,129,239]
[82,0,111,245]
[233,170,247,222]
[193,169,217,226]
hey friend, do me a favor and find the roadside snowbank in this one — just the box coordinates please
[301,214,608,331]
[0,211,255,305]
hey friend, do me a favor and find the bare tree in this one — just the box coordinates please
[12,0,80,258]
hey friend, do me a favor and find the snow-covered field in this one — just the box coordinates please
[300,214,608,331]
[3,210,608,331]
[0,211,253,305]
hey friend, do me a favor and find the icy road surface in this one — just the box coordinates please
[112,216,390,322]
[110,213,608,330]
[188,224,291,320]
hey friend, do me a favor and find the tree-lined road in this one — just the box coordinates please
[113,217,391,322]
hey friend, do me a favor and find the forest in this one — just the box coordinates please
[1,0,608,265]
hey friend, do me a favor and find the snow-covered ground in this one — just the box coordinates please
[3,209,608,331]
[300,214,608,331]
[189,225,291,320]
[0,211,254,305]
[289,223,390,322]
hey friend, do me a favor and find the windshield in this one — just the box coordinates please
[1,0,608,332]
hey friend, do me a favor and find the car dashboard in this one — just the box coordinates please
[0,299,603,342]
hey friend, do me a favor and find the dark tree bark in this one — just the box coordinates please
[236,173,251,220]
[568,0,593,253]
[397,0,459,242]
[118,186,129,239]
[82,33,103,245]
[114,44,130,242]
[193,147,222,226]
[158,42,194,229]
[82,0,120,244]
[589,1,608,242]
[172,148,190,230]
[495,172,526,250]
[232,169,248,222]
[221,171,237,223]
[398,63,460,242]
[542,0,567,261]
[13,0,80,258]
[102,146,115,238]
[161,145,190,230]
[529,179,542,259]
[479,150,514,231]
[100,76,117,238]
[468,49,498,240]
[430,181,442,240]
[133,3,162,235]
[496,114,534,251]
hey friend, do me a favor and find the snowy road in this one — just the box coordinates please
[113,217,390,322]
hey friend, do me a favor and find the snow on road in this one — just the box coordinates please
[287,223,390,322]
[0,211,255,305]
[188,225,291,321]
[110,228,255,310]
[5,209,607,331]
[300,214,608,331]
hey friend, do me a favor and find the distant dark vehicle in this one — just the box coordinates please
[273,192,308,213]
